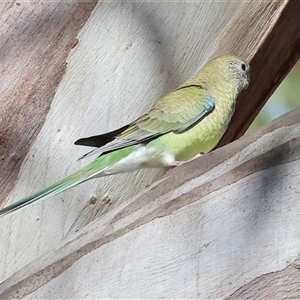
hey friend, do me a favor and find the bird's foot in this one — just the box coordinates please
[169,153,202,168]
[169,160,184,167]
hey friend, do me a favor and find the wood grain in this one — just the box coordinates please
[219,0,300,146]
[0,1,97,199]
[1,105,300,299]
[226,259,300,299]
[0,0,297,288]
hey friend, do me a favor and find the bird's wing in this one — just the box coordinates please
[76,85,215,159]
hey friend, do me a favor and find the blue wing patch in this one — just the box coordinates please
[174,94,215,134]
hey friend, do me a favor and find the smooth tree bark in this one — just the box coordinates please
[1,1,300,298]
[1,106,300,299]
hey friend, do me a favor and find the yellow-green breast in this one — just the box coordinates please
[148,83,237,161]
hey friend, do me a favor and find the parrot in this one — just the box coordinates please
[0,55,250,217]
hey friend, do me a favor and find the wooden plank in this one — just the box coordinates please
[1,106,300,299]
[0,0,295,285]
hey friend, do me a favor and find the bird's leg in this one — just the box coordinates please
[170,153,202,167]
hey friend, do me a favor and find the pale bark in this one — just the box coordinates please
[1,1,300,297]
[1,106,300,299]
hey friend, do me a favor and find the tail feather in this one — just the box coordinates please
[0,163,105,217]
[0,145,136,217]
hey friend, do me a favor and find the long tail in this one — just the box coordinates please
[0,146,134,217]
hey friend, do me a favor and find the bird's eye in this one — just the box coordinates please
[241,63,246,71]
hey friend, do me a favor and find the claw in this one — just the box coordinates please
[169,153,202,168]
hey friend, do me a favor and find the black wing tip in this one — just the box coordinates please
[74,138,88,146]
[74,124,131,148]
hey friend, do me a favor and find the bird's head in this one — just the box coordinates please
[209,55,250,93]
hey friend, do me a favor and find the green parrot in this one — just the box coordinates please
[0,55,250,217]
